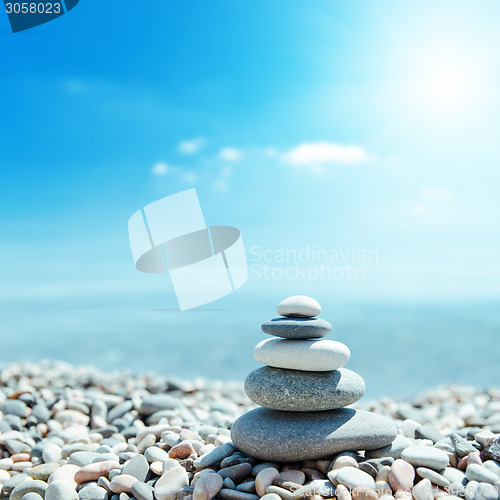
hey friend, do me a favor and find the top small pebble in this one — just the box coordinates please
[277,295,321,318]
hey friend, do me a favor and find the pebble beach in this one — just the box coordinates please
[0,360,499,500]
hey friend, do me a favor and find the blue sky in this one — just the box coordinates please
[2,1,500,318]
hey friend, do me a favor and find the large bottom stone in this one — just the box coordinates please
[230,408,397,461]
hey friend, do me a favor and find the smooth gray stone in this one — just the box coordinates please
[0,399,28,417]
[2,473,30,494]
[78,483,109,500]
[358,462,377,478]
[20,494,44,500]
[95,426,119,439]
[231,407,397,461]
[466,464,499,484]
[69,451,103,466]
[218,489,259,500]
[118,451,138,463]
[144,446,169,463]
[442,467,466,484]
[30,462,60,481]
[448,481,466,497]
[244,367,365,411]
[131,481,154,500]
[122,454,149,481]
[6,439,32,454]
[92,453,120,463]
[235,481,256,493]
[415,425,444,444]
[485,437,500,461]
[0,420,11,432]
[223,477,236,489]
[336,467,376,489]
[483,460,500,478]
[217,463,252,483]
[277,295,321,318]
[475,482,499,500]
[400,445,449,470]
[139,394,182,415]
[31,403,51,423]
[193,442,236,469]
[416,467,450,487]
[45,480,79,500]
[4,414,23,431]
[10,480,48,500]
[365,434,413,459]
[261,318,332,339]
[177,486,194,500]
[450,433,478,457]
[108,400,133,423]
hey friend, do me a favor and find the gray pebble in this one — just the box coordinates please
[244,367,365,411]
[235,481,256,493]
[3,474,32,495]
[139,394,182,416]
[223,477,236,489]
[69,451,101,466]
[20,494,44,500]
[442,467,466,484]
[31,403,51,423]
[450,433,478,457]
[6,439,32,454]
[336,467,375,489]
[108,401,133,423]
[0,399,28,417]
[483,460,500,478]
[358,461,377,478]
[218,463,252,483]
[45,480,79,500]
[194,443,236,470]
[416,467,450,487]
[365,434,413,459]
[11,480,48,500]
[218,489,259,500]
[261,317,332,339]
[466,464,499,484]
[131,481,154,500]
[122,454,149,481]
[415,425,444,444]
[78,483,109,500]
[144,446,169,463]
[400,445,449,470]
[474,482,499,500]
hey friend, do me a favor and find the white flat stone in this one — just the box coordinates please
[253,338,350,371]
[277,295,321,318]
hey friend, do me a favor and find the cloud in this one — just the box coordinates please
[151,162,169,176]
[281,142,374,173]
[151,162,197,185]
[420,188,454,202]
[178,137,206,155]
[182,172,198,184]
[411,188,454,220]
[219,148,242,161]
[214,180,227,191]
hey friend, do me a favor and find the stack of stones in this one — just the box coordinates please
[231,295,398,462]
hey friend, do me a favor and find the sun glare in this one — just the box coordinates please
[405,45,489,119]
[425,66,469,103]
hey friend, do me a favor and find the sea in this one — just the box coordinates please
[1,291,499,400]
